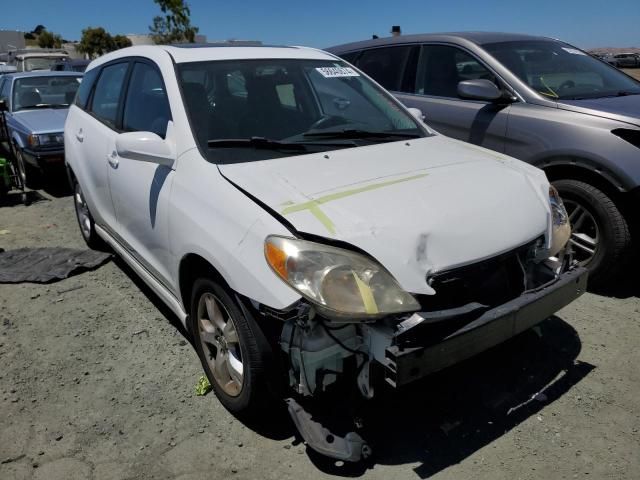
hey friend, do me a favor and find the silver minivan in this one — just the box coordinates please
[328,32,640,286]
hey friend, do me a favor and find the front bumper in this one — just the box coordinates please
[22,147,65,168]
[383,266,588,387]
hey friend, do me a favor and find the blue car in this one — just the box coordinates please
[0,71,82,187]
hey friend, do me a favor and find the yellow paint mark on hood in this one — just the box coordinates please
[280,173,429,234]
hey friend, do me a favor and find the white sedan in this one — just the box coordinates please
[64,43,586,462]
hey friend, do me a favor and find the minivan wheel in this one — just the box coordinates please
[190,278,270,416]
[73,180,106,250]
[15,146,41,189]
[553,179,631,286]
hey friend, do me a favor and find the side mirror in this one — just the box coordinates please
[0,100,7,112]
[407,107,425,122]
[457,79,502,101]
[115,131,174,167]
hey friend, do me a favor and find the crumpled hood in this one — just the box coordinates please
[12,108,69,134]
[558,94,640,127]
[220,135,552,294]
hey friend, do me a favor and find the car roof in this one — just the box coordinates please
[17,52,68,58]
[326,31,559,53]
[4,71,83,80]
[88,43,338,69]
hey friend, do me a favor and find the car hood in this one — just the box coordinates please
[12,108,69,134]
[558,94,640,127]
[219,136,552,295]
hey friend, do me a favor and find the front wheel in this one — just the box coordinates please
[553,179,631,287]
[190,278,272,416]
[14,146,41,189]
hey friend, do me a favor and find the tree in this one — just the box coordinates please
[149,0,199,44]
[113,34,132,50]
[32,25,46,35]
[37,30,63,49]
[76,27,132,59]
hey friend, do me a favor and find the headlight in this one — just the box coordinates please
[28,133,64,148]
[264,236,420,320]
[549,186,571,256]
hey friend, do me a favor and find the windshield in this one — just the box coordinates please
[12,76,81,111]
[22,57,66,72]
[484,40,640,100]
[178,58,427,163]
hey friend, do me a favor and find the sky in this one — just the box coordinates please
[1,0,639,49]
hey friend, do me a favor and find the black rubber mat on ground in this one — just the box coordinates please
[0,247,111,283]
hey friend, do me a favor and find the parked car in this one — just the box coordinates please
[593,53,618,67]
[613,53,640,68]
[328,32,640,286]
[0,71,82,187]
[10,51,69,72]
[0,65,17,77]
[51,58,90,73]
[65,44,586,461]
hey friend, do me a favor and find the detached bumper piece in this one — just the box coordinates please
[384,267,588,387]
[286,398,372,462]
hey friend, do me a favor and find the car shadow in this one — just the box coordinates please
[107,255,594,466]
[0,189,48,207]
[304,316,593,477]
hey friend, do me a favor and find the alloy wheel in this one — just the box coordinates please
[564,199,600,265]
[197,292,244,397]
[74,183,92,240]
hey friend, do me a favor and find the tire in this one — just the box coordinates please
[189,278,272,416]
[14,146,42,189]
[553,179,631,287]
[72,179,107,250]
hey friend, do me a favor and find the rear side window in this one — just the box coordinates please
[122,62,172,138]
[74,67,100,110]
[339,51,361,64]
[90,62,128,128]
[356,46,418,92]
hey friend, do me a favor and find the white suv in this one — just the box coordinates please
[65,44,586,461]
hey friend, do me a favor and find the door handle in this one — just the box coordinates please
[75,128,84,142]
[107,151,119,168]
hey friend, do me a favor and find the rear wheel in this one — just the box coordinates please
[190,278,272,416]
[73,179,106,250]
[553,179,631,287]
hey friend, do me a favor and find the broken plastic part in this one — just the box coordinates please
[285,397,371,462]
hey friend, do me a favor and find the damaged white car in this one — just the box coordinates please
[64,44,587,462]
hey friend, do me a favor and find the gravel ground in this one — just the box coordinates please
[0,186,639,480]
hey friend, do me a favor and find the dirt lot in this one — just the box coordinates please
[1,185,639,480]
[623,68,640,81]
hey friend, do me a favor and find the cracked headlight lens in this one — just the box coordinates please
[549,185,571,256]
[265,235,420,320]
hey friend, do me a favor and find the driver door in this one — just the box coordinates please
[395,44,511,153]
[106,60,175,290]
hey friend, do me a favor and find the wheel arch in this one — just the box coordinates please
[536,158,627,201]
[178,253,231,330]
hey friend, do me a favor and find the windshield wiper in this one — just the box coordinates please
[208,137,307,151]
[303,129,421,140]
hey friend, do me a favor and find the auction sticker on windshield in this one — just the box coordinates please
[316,66,360,78]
